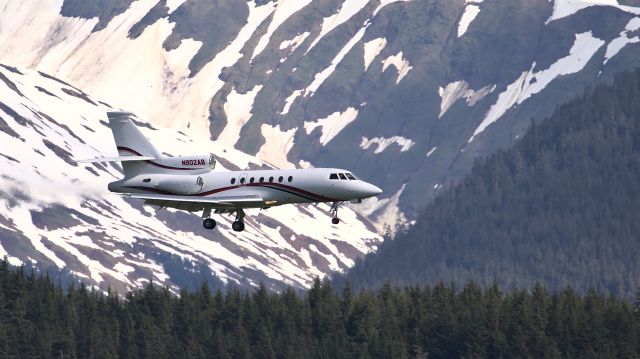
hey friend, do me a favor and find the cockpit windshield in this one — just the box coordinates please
[330,172,359,180]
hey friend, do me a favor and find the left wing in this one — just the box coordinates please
[126,193,264,210]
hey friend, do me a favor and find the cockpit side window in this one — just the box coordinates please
[346,173,356,180]
[329,173,338,180]
[338,173,347,180]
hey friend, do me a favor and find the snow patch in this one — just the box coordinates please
[252,0,312,59]
[307,0,370,52]
[470,31,605,142]
[381,51,412,84]
[219,85,263,148]
[255,124,297,169]
[304,26,367,96]
[281,89,302,115]
[363,37,387,71]
[304,107,359,145]
[279,32,310,53]
[166,0,188,13]
[373,0,412,16]
[438,81,495,118]
[426,146,437,157]
[298,160,312,169]
[604,17,640,65]
[546,0,640,24]
[458,4,481,37]
[360,136,415,153]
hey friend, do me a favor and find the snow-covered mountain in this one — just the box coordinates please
[1,0,640,290]
[0,65,381,292]
[2,0,640,231]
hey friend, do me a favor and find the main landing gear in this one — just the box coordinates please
[202,208,246,232]
[330,202,342,225]
[232,209,245,232]
[202,208,216,229]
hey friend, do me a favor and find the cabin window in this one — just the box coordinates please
[288,176,293,183]
[250,177,255,183]
[240,177,245,184]
[231,178,236,185]
[259,177,264,183]
[329,173,338,180]
[278,176,284,183]
[269,176,274,183]
[346,173,356,180]
[339,173,347,180]
[143,178,151,183]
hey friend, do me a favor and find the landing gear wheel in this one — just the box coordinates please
[330,201,342,225]
[232,221,245,232]
[203,218,216,230]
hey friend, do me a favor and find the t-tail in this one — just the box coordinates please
[78,111,216,179]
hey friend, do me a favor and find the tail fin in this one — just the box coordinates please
[107,111,161,178]
[98,111,213,178]
[108,111,160,158]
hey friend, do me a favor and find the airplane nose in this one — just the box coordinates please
[362,182,383,197]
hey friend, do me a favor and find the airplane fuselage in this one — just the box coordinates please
[109,167,382,209]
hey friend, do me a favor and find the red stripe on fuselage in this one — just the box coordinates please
[123,182,337,202]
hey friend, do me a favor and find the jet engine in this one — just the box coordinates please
[155,175,204,195]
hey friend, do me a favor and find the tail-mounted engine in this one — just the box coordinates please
[155,174,204,195]
[109,174,205,195]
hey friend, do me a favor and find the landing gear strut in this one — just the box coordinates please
[202,208,216,229]
[232,209,245,232]
[330,202,341,225]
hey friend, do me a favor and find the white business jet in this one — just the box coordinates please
[80,112,382,232]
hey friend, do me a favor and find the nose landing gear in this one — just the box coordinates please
[330,202,342,225]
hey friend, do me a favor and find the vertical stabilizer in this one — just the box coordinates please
[107,111,160,177]
[107,111,160,158]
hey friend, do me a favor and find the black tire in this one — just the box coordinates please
[332,217,340,225]
[203,218,216,230]
[232,221,245,232]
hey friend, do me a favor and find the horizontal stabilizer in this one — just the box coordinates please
[128,193,263,205]
[76,155,155,163]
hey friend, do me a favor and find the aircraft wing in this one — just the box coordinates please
[127,193,264,208]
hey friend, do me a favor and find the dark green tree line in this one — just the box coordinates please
[1,259,640,358]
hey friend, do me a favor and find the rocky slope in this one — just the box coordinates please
[0,65,381,292]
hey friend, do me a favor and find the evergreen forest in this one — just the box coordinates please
[343,69,640,296]
[1,259,640,358]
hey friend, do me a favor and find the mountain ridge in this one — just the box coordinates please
[341,68,640,297]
